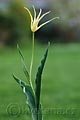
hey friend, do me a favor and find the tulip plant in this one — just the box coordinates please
[13,6,59,120]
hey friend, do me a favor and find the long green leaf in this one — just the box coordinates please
[35,45,49,113]
[17,44,30,82]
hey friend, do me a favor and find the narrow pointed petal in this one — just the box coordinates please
[39,11,51,21]
[37,17,59,30]
[37,8,42,19]
[32,5,36,20]
[24,7,33,22]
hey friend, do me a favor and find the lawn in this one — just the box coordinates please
[0,43,80,120]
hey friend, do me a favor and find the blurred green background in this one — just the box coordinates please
[0,0,80,120]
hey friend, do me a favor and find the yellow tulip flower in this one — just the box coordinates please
[24,6,59,32]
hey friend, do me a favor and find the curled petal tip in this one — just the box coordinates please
[24,6,29,11]
[56,17,60,19]
[24,7,26,9]
[24,7,29,11]
[49,11,51,13]
[51,17,60,21]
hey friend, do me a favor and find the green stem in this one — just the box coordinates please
[30,32,34,90]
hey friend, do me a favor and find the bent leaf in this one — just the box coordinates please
[13,74,35,112]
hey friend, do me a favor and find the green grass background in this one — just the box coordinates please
[0,43,80,120]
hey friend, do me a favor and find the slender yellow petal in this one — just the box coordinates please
[24,7,33,22]
[32,5,36,20]
[37,17,59,30]
[39,11,51,21]
[37,8,42,19]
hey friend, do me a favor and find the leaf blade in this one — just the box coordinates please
[17,44,30,82]
[35,45,49,112]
